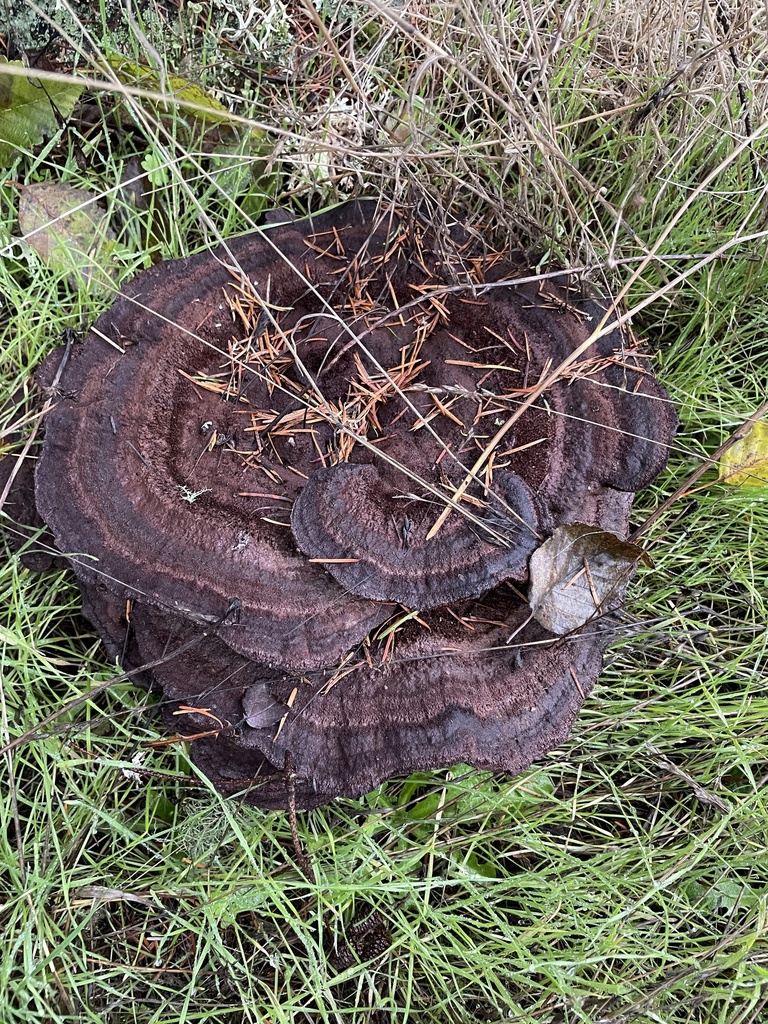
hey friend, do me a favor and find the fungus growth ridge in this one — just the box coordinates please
[4,200,678,809]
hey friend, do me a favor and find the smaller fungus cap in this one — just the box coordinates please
[291,464,545,608]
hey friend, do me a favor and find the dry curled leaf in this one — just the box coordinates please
[529,524,648,635]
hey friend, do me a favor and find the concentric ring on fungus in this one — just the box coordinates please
[9,200,678,809]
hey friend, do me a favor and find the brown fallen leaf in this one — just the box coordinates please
[529,524,648,635]
[74,886,160,909]
[18,182,118,291]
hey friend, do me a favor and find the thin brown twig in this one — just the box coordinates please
[284,752,312,877]
[296,0,364,101]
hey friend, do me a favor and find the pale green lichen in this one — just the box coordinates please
[178,484,211,504]
[6,0,148,53]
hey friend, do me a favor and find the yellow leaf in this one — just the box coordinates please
[107,58,233,127]
[718,421,768,488]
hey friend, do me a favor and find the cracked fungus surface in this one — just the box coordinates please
[25,200,677,809]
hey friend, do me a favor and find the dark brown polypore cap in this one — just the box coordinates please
[34,203,411,672]
[26,199,678,810]
[291,464,545,608]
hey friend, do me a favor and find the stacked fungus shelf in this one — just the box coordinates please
[8,201,677,809]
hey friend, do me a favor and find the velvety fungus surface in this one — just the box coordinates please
[3,200,678,809]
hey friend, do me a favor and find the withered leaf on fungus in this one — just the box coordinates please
[529,524,649,635]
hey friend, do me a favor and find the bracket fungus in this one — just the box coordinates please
[6,199,678,809]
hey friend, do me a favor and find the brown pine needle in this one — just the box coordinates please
[308,557,361,563]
